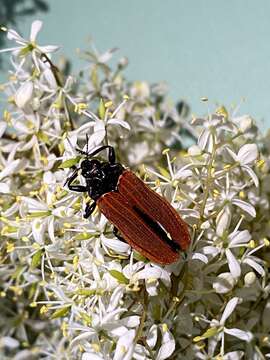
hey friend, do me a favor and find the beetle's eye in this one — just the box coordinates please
[81,160,90,169]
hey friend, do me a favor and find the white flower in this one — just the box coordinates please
[227,144,259,186]
[0,20,59,58]
[156,324,175,360]
[14,81,34,109]
[213,272,236,294]
[113,329,136,360]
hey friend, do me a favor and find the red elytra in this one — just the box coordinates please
[97,170,191,264]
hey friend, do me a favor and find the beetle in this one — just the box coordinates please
[64,143,191,264]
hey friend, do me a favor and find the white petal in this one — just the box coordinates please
[15,81,33,109]
[0,159,21,181]
[113,329,136,360]
[174,164,193,180]
[243,257,265,276]
[48,216,55,243]
[118,316,140,328]
[232,199,256,217]
[213,272,235,294]
[107,118,131,130]
[156,327,175,360]
[70,330,96,348]
[0,336,19,349]
[202,246,220,257]
[136,267,163,281]
[192,253,208,264]
[237,144,258,165]
[87,120,106,148]
[32,218,46,244]
[226,147,238,162]
[229,230,251,246]
[0,182,10,193]
[223,351,244,360]
[0,122,7,138]
[98,48,118,63]
[101,235,130,254]
[107,287,124,312]
[216,205,231,237]
[42,68,58,89]
[82,354,104,360]
[38,45,60,53]
[224,327,253,341]
[7,29,25,42]
[242,165,259,187]
[198,129,210,150]
[220,297,239,325]
[30,20,43,42]
[146,325,158,348]
[225,249,241,279]
[22,197,48,212]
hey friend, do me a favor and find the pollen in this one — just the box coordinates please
[239,191,245,199]
[73,255,79,267]
[256,159,265,168]
[3,110,11,122]
[74,102,87,114]
[213,189,220,197]
[248,240,256,248]
[32,243,41,250]
[61,321,68,337]
[39,305,49,314]
[162,323,168,332]
[104,100,113,108]
[263,238,270,247]
[162,148,170,155]
[6,242,15,253]
[64,222,72,229]
[9,286,22,295]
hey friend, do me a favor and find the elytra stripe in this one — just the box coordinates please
[97,191,179,264]
[118,171,190,250]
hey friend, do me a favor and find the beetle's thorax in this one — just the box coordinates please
[82,160,124,200]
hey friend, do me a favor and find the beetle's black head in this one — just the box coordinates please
[81,159,101,178]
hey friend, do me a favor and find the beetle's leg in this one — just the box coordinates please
[83,201,96,218]
[113,226,127,243]
[108,146,115,164]
[65,167,88,192]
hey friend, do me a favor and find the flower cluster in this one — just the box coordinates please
[0,21,270,360]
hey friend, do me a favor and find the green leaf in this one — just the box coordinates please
[50,305,71,319]
[79,311,92,325]
[59,157,80,169]
[109,270,129,284]
[133,251,148,263]
[99,98,105,119]
[27,211,51,218]
[76,289,96,296]
[31,249,43,269]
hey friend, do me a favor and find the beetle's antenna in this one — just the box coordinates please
[86,134,89,157]
[75,147,88,156]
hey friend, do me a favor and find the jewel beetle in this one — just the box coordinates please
[64,144,191,264]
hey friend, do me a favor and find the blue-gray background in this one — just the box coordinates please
[1,0,270,130]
